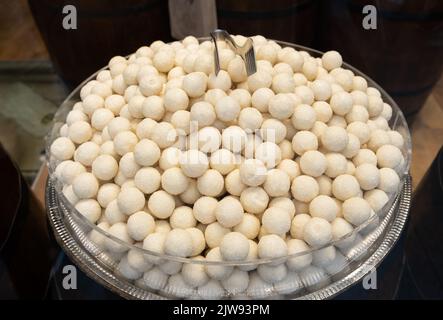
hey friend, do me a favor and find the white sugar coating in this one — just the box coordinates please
[114,131,138,156]
[255,141,282,169]
[141,95,164,121]
[387,130,404,149]
[258,234,288,262]
[322,51,343,71]
[205,247,234,280]
[106,222,133,253]
[330,91,353,116]
[332,174,360,201]
[92,154,118,181]
[347,121,370,144]
[312,101,333,123]
[286,239,312,271]
[260,119,287,144]
[73,172,99,199]
[342,197,371,226]
[134,139,161,166]
[376,144,403,169]
[292,130,318,155]
[197,169,224,197]
[190,101,216,127]
[353,148,377,167]
[239,158,267,187]
[97,183,120,208]
[379,167,400,193]
[69,121,93,144]
[257,263,288,284]
[179,149,209,178]
[182,72,207,98]
[163,88,189,113]
[91,108,115,131]
[222,126,247,153]
[205,222,230,249]
[209,149,236,176]
[355,163,380,191]
[238,108,263,131]
[279,139,295,160]
[164,229,193,258]
[291,175,319,202]
[367,95,384,117]
[127,95,145,119]
[161,167,189,195]
[74,141,100,166]
[107,117,131,139]
[229,88,251,108]
[215,196,244,228]
[233,213,261,240]
[119,152,140,178]
[309,195,339,222]
[225,169,247,196]
[295,85,314,105]
[262,207,291,235]
[148,190,176,219]
[364,189,389,212]
[215,96,240,122]
[75,199,101,223]
[321,126,348,152]
[311,79,332,102]
[277,159,301,181]
[291,104,316,130]
[315,175,332,196]
[251,87,274,112]
[82,94,104,115]
[220,232,250,261]
[342,133,360,159]
[300,150,327,177]
[324,153,347,178]
[247,70,272,92]
[197,127,221,153]
[186,228,206,256]
[127,211,155,241]
[150,122,177,149]
[181,256,209,287]
[104,199,126,224]
[193,196,218,224]
[268,93,295,120]
[208,70,232,91]
[142,232,167,264]
[303,217,332,247]
[240,187,269,214]
[51,137,75,161]
[368,129,391,151]
[170,110,191,135]
[159,147,181,170]
[346,105,369,123]
[179,179,201,205]
[263,169,290,197]
[117,187,145,215]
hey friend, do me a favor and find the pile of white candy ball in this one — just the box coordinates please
[50,34,406,299]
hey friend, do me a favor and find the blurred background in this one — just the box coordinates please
[0,0,442,189]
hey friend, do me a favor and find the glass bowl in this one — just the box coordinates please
[45,40,412,300]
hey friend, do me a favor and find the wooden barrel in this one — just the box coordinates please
[319,0,443,119]
[217,0,320,47]
[28,0,172,88]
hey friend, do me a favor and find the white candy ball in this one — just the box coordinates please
[215,96,240,122]
[300,150,327,177]
[215,196,244,228]
[262,207,291,235]
[378,167,400,193]
[364,189,389,212]
[376,144,403,169]
[342,197,371,226]
[291,175,319,202]
[164,229,193,258]
[75,199,101,223]
[321,126,349,152]
[240,187,269,214]
[148,190,176,219]
[303,217,332,247]
[220,232,250,261]
[179,149,209,178]
[92,154,118,181]
[127,211,155,241]
[239,158,267,187]
[263,169,290,197]
[197,169,224,197]
[73,172,99,199]
[51,137,75,161]
[355,163,380,191]
[205,222,230,249]
[292,130,318,155]
[183,72,207,98]
[291,104,316,130]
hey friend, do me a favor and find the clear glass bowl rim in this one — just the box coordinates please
[45,38,412,267]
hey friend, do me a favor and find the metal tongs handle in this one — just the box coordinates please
[210,29,257,76]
